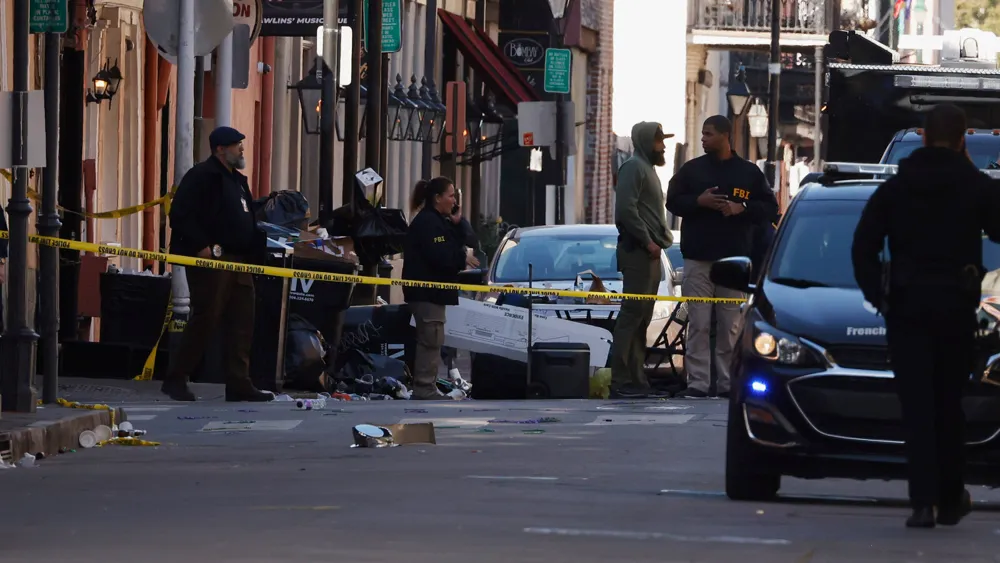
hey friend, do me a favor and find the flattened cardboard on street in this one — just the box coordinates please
[384,422,436,445]
[410,298,612,367]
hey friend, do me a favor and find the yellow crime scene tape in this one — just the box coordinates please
[0,227,746,383]
[0,229,746,304]
[0,169,176,219]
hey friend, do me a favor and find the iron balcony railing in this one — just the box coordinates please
[689,0,827,35]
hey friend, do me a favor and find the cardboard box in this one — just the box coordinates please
[291,236,358,264]
[410,297,612,367]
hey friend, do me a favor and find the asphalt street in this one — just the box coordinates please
[3,390,1000,562]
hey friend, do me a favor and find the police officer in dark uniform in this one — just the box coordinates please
[162,126,272,403]
[0,203,7,331]
[852,103,1000,528]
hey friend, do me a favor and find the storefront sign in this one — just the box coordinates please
[502,36,545,67]
[234,0,264,45]
[260,0,355,37]
[498,31,550,98]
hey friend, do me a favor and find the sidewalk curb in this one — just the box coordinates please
[0,407,129,462]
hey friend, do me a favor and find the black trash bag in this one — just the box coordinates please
[370,354,411,386]
[322,183,408,265]
[255,190,311,230]
[375,376,412,400]
[284,314,331,392]
[353,206,408,265]
[334,348,413,396]
[332,348,375,394]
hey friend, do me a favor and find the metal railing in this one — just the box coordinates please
[689,0,827,35]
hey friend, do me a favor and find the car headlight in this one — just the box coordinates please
[751,322,820,366]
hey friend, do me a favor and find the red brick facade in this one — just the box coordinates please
[583,0,614,224]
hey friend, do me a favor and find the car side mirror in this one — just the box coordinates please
[457,268,486,286]
[671,267,684,285]
[710,256,755,293]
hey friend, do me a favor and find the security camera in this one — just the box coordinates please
[258,62,273,75]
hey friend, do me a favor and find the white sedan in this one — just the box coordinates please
[480,224,684,369]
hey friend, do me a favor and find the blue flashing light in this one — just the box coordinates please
[750,379,768,394]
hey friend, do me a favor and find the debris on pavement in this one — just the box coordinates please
[590,368,611,399]
[487,417,561,424]
[79,420,159,449]
[351,422,436,448]
[17,453,36,468]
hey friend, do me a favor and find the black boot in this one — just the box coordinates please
[937,490,972,526]
[161,381,196,402]
[225,384,274,402]
[906,507,936,528]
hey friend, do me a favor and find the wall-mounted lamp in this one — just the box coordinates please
[86,58,123,108]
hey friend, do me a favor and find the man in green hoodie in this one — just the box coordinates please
[611,121,675,398]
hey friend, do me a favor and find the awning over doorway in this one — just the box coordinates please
[437,9,540,108]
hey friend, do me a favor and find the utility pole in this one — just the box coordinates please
[365,0,384,172]
[361,0,384,305]
[169,0,196,372]
[215,35,234,127]
[765,0,781,201]
[193,56,205,159]
[342,0,363,206]
[320,0,341,222]
[59,0,86,344]
[39,31,62,405]
[2,0,38,412]
[551,0,572,224]
[813,45,823,172]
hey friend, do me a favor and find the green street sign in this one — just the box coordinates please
[29,0,68,34]
[543,48,572,95]
[362,0,402,54]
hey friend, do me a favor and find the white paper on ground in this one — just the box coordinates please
[410,298,612,367]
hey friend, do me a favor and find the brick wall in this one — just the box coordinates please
[583,0,614,224]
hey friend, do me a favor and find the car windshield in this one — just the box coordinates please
[884,137,1000,169]
[666,245,684,271]
[493,232,663,283]
[767,198,1000,289]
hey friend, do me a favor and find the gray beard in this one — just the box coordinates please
[228,155,246,169]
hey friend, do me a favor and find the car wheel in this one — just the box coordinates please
[725,395,781,501]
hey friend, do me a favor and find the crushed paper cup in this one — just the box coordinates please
[79,430,98,449]
[351,424,396,448]
[93,425,113,442]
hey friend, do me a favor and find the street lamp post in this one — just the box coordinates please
[319,0,341,223]
[727,64,752,118]
[765,0,781,189]
[422,78,447,144]
[290,60,326,135]
[747,99,769,139]
[2,0,38,412]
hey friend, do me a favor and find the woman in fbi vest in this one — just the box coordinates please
[403,177,479,399]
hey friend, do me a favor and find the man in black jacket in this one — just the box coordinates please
[667,115,778,399]
[0,204,6,332]
[852,103,1000,528]
[162,126,272,403]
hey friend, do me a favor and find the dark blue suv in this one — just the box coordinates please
[709,163,1000,501]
